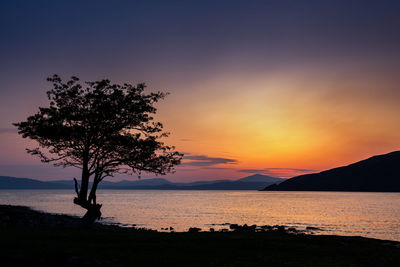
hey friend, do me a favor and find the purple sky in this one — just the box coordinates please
[2,1,400,182]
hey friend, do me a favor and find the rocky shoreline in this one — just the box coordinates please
[0,204,321,235]
[0,204,154,232]
[1,204,399,266]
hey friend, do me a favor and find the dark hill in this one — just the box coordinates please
[263,151,400,192]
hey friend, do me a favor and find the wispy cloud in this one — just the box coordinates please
[0,128,17,134]
[203,167,232,170]
[182,155,238,167]
[179,138,192,142]
[238,168,316,178]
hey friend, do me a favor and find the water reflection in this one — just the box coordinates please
[0,190,399,241]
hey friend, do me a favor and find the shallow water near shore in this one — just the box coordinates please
[0,190,399,241]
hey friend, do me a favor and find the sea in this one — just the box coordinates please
[0,190,399,241]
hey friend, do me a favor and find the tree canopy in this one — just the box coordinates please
[14,75,182,223]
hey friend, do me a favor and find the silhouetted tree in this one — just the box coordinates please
[14,75,182,224]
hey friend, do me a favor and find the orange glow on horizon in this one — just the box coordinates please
[155,66,400,180]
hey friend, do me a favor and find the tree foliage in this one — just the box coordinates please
[14,75,182,223]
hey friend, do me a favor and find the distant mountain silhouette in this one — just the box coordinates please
[0,174,286,190]
[263,151,400,192]
[237,174,284,183]
[99,178,173,188]
[0,176,70,189]
[167,181,280,190]
[43,178,173,188]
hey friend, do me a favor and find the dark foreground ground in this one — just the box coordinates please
[0,205,399,267]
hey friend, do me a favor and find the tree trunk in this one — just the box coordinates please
[88,176,100,205]
[73,197,102,226]
[73,170,102,226]
[78,158,90,203]
[82,203,102,225]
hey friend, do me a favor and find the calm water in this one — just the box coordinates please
[0,190,399,241]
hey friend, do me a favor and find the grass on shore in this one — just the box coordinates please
[1,225,399,267]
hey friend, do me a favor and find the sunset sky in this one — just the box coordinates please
[1,1,400,182]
